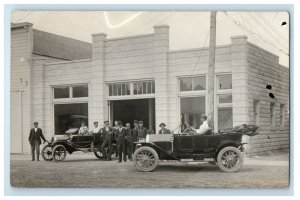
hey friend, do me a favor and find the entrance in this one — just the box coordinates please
[109,98,155,132]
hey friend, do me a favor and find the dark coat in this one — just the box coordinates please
[137,127,148,139]
[101,126,113,140]
[115,127,127,144]
[158,128,172,134]
[132,126,139,142]
[29,128,46,145]
[125,128,134,143]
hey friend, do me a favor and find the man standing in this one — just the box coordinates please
[125,123,133,161]
[115,121,127,163]
[137,121,148,141]
[158,123,172,134]
[28,122,47,161]
[101,121,113,161]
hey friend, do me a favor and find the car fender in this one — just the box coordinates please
[136,142,179,160]
[214,140,242,159]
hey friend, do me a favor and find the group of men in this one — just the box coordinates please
[78,120,171,163]
[28,113,209,162]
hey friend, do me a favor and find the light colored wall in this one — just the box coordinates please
[246,42,289,155]
[10,24,33,154]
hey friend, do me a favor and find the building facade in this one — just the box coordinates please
[10,22,289,155]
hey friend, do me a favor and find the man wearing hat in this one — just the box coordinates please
[101,120,113,161]
[115,121,128,163]
[158,123,171,134]
[28,122,47,161]
[195,114,210,134]
[137,121,149,141]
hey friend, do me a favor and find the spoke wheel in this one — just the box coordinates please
[52,145,67,162]
[217,146,243,173]
[41,145,53,161]
[94,144,104,159]
[133,146,159,172]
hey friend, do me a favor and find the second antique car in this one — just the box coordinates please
[133,124,259,173]
[41,129,117,162]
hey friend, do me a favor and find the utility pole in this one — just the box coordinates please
[207,11,217,131]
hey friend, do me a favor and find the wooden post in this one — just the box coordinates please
[207,11,217,130]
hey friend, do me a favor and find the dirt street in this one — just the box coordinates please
[10,151,289,189]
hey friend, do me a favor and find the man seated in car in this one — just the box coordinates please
[194,114,210,134]
[158,123,171,134]
[78,121,89,135]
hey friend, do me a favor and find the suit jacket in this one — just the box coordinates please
[137,127,148,139]
[125,128,134,143]
[132,126,139,142]
[158,128,172,134]
[115,127,127,144]
[29,128,46,145]
[101,126,113,140]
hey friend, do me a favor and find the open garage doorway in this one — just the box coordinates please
[109,98,155,132]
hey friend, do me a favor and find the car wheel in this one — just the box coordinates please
[52,145,67,162]
[41,144,53,161]
[217,146,243,173]
[133,146,159,172]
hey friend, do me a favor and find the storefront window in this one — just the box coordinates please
[133,81,155,95]
[219,94,232,104]
[54,103,88,135]
[217,74,232,90]
[72,85,88,98]
[54,87,69,99]
[218,107,233,130]
[109,83,130,96]
[180,96,205,129]
[180,76,206,92]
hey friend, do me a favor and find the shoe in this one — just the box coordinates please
[31,159,35,161]
[106,158,111,161]
[117,161,121,163]
[37,159,40,161]
[124,160,127,162]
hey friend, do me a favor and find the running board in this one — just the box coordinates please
[180,158,214,162]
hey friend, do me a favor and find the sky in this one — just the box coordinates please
[11,11,289,66]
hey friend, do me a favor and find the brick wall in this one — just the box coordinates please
[246,42,289,155]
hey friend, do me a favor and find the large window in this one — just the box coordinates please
[180,76,206,92]
[180,96,205,129]
[53,85,88,99]
[218,107,233,130]
[217,74,232,90]
[54,103,88,135]
[109,83,130,96]
[270,102,276,127]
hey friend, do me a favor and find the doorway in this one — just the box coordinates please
[109,98,155,131]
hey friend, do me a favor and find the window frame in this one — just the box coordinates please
[179,76,207,94]
[280,103,285,127]
[216,74,233,91]
[270,102,276,127]
[52,84,89,103]
[253,100,260,126]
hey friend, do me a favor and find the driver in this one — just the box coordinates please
[195,114,210,134]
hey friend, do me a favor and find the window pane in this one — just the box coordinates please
[125,84,130,95]
[218,107,233,130]
[143,82,147,94]
[121,84,126,95]
[180,97,205,129]
[152,81,155,93]
[180,78,192,91]
[217,74,232,90]
[133,83,137,95]
[193,76,206,90]
[54,103,88,135]
[113,84,117,96]
[117,84,122,96]
[138,83,143,94]
[72,85,88,98]
[54,87,69,99]
[109,85,113,96]
[147,82,151,94]
[219,94,232,104]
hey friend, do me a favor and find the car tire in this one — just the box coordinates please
[133,146,159,172]
[52,145,67,162]
[217,146,243,173]
[94,144,104,159]
[41,144,53,161]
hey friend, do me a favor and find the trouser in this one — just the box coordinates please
[30,141,40,160]
[117,142,127,162]
[126,140,133,159]
[101,138,112,159]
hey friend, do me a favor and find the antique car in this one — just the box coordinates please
[133,124,259,173]
[41,131,117,162]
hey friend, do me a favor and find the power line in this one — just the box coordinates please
[191,30,210,76]
[14,11,33,23]
[224,11,289,56]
